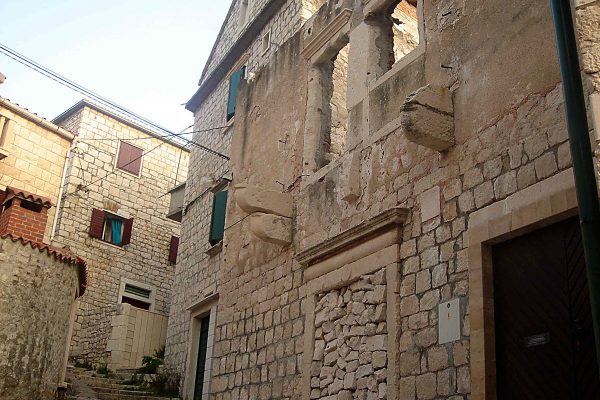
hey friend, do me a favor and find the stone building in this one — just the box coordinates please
[52,100,189,366]
[167,0,600,400]
[0,97,87,399]
[0,97,75,242]
[0,235,87,400]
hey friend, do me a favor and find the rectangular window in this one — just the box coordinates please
[226,67,246,121]
[209,191,228,245]
[89,208,133,246]
[116,141,144,176]
[121,283,152,310]
[261,31,271,54]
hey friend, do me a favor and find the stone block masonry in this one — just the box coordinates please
[311,270,388,400]
[168,0,600,399]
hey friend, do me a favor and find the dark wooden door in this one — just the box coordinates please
[193,315,210,400]
[493,217,600,399]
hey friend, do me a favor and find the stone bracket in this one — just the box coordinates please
[249,213,292,246]
[235,184,293,217]
[400,84,455,151]
[234,184,293,246]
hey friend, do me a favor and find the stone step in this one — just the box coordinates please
[93,387,152,396]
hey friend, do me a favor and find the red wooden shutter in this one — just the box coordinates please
[168,236,179,263]
[117,142,143,175]
[122,218,134,245]
[89,208,105,238]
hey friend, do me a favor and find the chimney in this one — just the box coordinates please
[0,187,53,243]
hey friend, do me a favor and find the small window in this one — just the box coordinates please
[261,31,271,54]
[226,67,246,121]
[116,141,143,176]
[209,191,228,245]
[121,283,152,310]
[89,208,133,246]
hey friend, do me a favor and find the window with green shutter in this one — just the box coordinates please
[226,67,246,121]
[209,191,228,245]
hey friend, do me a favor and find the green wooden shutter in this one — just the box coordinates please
[226,67,245,121]
[209,191,228,245]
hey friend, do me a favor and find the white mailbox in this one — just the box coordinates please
[439,298,461,344]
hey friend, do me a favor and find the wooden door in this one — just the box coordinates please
[193,315,210,400]
[493,217,600,399]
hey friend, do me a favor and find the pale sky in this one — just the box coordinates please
[0,0,231,131]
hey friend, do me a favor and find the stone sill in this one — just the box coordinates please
[205,241,223,257]
[0,146,9,160]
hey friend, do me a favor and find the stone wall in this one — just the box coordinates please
[311,270,388,400]
[164,0,311,378]
[0,236,83,400]
[53,103,189,363]
[0,99,73,242]
[170,0,600,399]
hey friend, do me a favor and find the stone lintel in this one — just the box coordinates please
[234,184,293,217]
[400,84,455,151]
[296,207,409,267]
[301,8,353,61]
[249,213,292,246]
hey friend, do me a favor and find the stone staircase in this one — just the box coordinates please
[68,366,179,400]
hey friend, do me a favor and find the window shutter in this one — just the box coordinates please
[122,218,134,245]
[226,67,245,121]
[209,191,228,245]
[168,236,179,263]
[89,208,105,239]
[117,142,143,175]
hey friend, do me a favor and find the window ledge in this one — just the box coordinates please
[94,238,127,250]
[205,241,223,257]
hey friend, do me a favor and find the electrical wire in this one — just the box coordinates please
[0,43,231,160]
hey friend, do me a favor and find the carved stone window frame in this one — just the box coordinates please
[467,169,581,400]
[297,207,408,400]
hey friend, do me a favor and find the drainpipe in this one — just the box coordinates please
[51,139,77,242]
[551,0,600,374]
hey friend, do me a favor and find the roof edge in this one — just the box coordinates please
[186,0,287,112]
[53,100,190,152]
[0,97,75,141]
[0,234,88,297]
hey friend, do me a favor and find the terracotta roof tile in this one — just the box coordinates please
[5,187,54,207]
[0,234,87,297]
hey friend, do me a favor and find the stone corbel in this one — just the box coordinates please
[235,184,293,245]
[400,84,455,151]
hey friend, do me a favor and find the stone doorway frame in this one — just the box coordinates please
[297,207,408,400]
[183,294,218,400]
[467,169,581,400]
